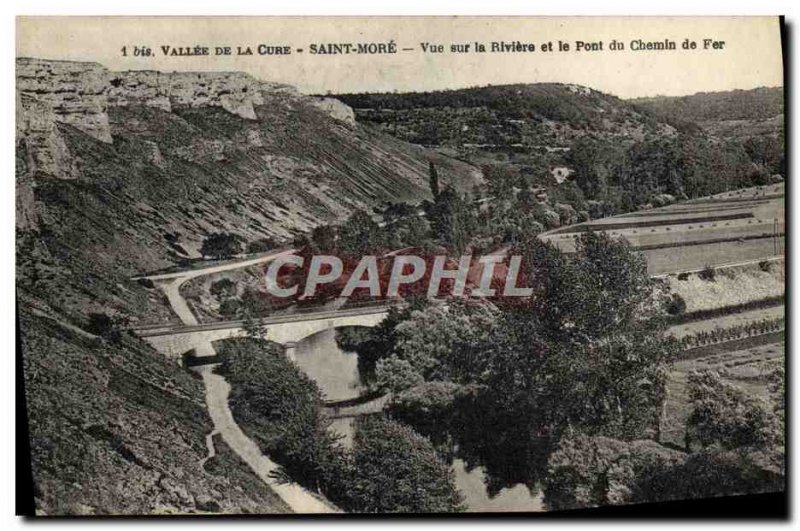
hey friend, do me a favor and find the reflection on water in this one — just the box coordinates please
[452,459,543,512]
[330,418,543,512]
[293,328,364,401]
[300,327,544,513]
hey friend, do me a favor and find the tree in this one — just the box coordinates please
[686,370,782,451]
[376,301,498,391]
[340,299,430,384]
[426,186,474,253]
[338,210,384,256]
[543,433,784,511]
[428,161,440,200]
[210,278,237,301]
[86,312,129,343]
[310,225,337,253]
[247,237,280,254]
[543,435,685,510]
[200,232,242,259]
[347,416,463,513]
[217,338,350,499]
[241,312,268,340]
[375,356,425,393]
[665,293,687,316]
[480,232,676,459]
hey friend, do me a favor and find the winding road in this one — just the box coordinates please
[143,249,338,514]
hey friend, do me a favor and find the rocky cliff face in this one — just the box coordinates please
[105,70,299,120]
[15,58,354,186]
[17,59,113,143]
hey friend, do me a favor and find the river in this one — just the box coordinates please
[293,328,544,512]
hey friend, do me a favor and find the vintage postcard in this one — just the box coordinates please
[15,16,785,516]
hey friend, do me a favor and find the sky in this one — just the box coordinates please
[16,16,784,98]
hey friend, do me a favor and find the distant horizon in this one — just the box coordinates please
[15,54,785,102]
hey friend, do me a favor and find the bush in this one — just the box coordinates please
[217,338,349,499]
[200,232,242,259]
[698,265,716,282]
[210,278,237,300]
[665,293,687,316]
[686,370,783,450]
[86,312,128,342]
[347,416,463,513]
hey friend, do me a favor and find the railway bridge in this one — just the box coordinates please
[135,304,390,362]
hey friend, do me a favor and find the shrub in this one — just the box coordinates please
[210,278,237,300]
[665,293,687,316]
[698,265,716,282]
[86,312,128,342]
[686,370,783,450]
[200,232,242,259]
[347,416,463,513]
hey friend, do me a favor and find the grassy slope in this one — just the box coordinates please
[19,298,290,515]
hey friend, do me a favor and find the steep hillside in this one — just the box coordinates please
[336,84,780,216]
[16,58,480,514]
[336,83,676,182]
[631,87,783,127]
[632,87,784,140]
[19,294,291,515]
[632,87,784,176]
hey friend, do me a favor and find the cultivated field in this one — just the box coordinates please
[665,259,784,312]
[540,183,784,275]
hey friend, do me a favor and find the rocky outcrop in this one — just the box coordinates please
[17,58,112,143]
[16,58,339,140]
[16,93,76,178]
[106,71,295,120]
[309,97,356,127]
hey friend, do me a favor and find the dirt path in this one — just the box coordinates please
[198,366,338,513]
[152,251,339,513]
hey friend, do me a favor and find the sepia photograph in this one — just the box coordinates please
[13,14,786,517]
